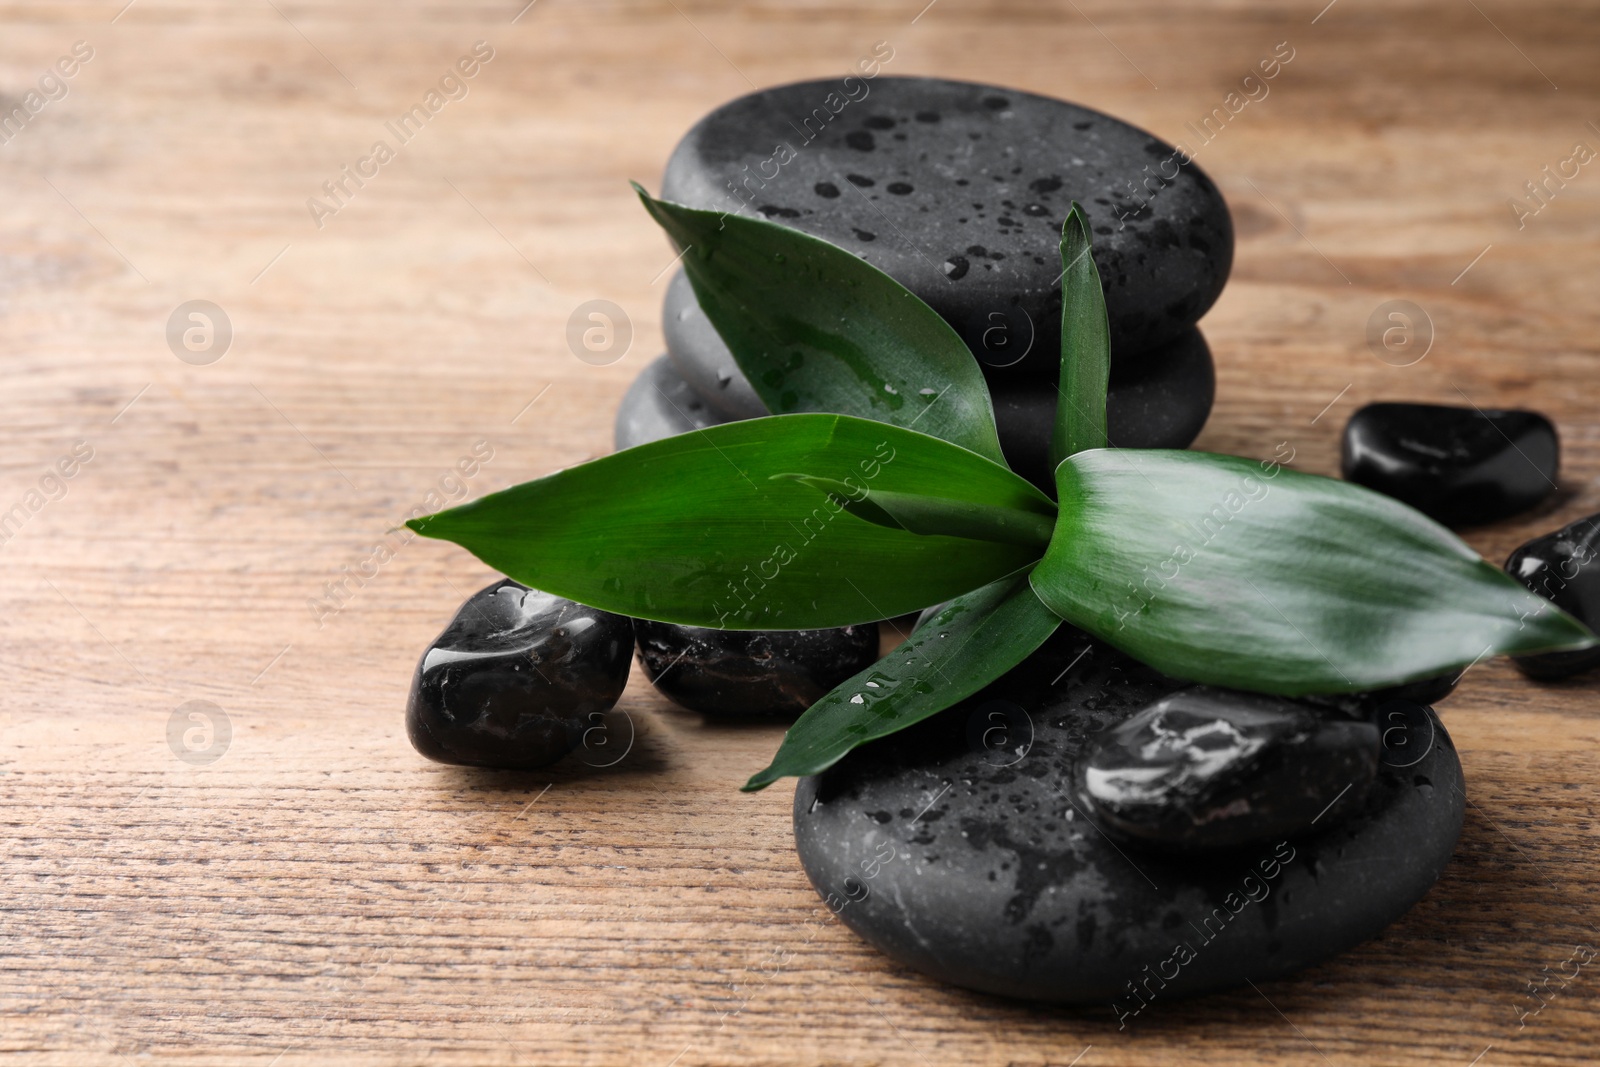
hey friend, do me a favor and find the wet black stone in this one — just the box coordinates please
[635,619,879,719]
[1506,511,1600,679]
[656,268,1212,483]
[990,327,1213,491]
[1303,671,1460,718]
[1372,672,1460,707]
[1341,402,1559,527]
[792,628,1464,1004]
[1074,688,1379,852]
[407,580,634,769]
[660,77,1233,375]
[662,270,766,419]
[613,353,725,451]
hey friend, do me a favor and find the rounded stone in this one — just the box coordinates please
[406,579,635,769]
[635,619,880,718]
[660,77,1233,375]
[791,627,1464,1004]
[1074,687,1379,852]
[662,265,1213,484]
[1341,402,1560,528]
[1506,511,1600,680]
[613,353,729,452]
[643,292,1213,488]
[991,327,1213,491]
[663,268,768,419]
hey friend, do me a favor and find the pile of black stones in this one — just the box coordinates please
[407,77,1594,1007]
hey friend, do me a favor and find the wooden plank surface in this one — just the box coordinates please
[3,0,1600,1062]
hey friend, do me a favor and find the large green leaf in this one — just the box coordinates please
[635,185,1007,466]
[1031,448,1597,694]
[743,573,1063,790]
[1051,203,1111,466]
[407,414,1052,629]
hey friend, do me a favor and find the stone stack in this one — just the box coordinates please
[617,76,1234,491]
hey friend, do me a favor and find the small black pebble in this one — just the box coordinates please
[634,620,879,718]
[1075,687,1380,851]
[1507,511,1600,679]
[406,580,633,769]
[1341,402,1559,527]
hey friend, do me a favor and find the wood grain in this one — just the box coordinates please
[3,0,1600,1062]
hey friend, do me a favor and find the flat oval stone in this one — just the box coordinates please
[792,628,1464,1004]
[660,77,1233,373]
[1074,687,1379,852]
[1341,402,1559,527]
[663,268,768,420]
[635,619,879,718]
[1506,511,1600,679]
[990,327,1213,491]
[613,353,729,452]
[407,579,634,769]
[646,277,1213,484]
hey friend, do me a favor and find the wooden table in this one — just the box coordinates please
[4,1,1599,1062]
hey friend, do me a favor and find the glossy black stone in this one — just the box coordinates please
[1074,687,1379,852]
[1506,511,1600,679]
[793,627,1464,1004]
[1341,402,1559,527]
[407,579,633,769]
[613,353,727,452]
[635,619,879,718]
[661,77,1233,375]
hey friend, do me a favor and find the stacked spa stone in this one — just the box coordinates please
[617,77,1232,491]
[794,624,1466,1004]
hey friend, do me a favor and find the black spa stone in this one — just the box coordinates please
[660,77,1233,376]
[613,353,726,452]
[1073,688,1379,852]
[635,619,879,718]
[792,627,1465,1005]
[990,327,1213,491]
[1506,511,1600,680]
[406,579,634,769]
[1303,671,1460,718]
[663,268,767,420]
[648,286,1212,494]
[1341,402,1559,527]
[664,266,1218,447]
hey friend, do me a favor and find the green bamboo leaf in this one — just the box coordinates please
[634,184,1008,466]
[407,414,1051,629]
[775,474,1055,549]
[1051,202,1111,467]
[1030,448,1598,694]
[743,573,1063,790]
